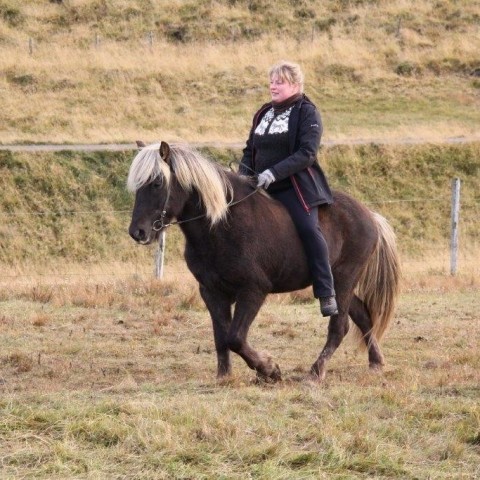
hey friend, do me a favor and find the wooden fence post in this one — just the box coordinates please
[450,177,461,275]
[155,230,166,278]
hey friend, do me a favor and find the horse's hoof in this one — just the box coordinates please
[369,362,383,373]
[307,372,326,384]
[309,365,326,383]
[216,375,234,386]
[256,364,282,384]
[270,363,282,382]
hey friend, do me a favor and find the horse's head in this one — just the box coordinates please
[128,140,233,244]
[128,141,186,245]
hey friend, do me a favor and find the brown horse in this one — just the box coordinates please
[128,141,400,382]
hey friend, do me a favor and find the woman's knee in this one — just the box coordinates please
[294,219,320,239]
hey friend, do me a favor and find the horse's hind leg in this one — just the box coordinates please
[310,284,354,382]
[349,295,384,369]
[228,289,282,382]
[310,313,349,382]
[199,286,233,378]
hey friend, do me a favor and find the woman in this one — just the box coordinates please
[239,60,338,317]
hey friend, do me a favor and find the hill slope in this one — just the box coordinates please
[0,0,479,144]
[1,143,478,267]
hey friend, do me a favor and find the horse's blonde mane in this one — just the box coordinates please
[127,143,233,225]
[127,143,171,192]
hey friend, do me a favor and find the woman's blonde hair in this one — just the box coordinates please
[269,61,304,93]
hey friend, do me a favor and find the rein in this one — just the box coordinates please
[152,184,260,232]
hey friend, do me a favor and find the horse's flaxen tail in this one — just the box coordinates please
[355,212,401,343]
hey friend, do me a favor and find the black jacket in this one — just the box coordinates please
[240,94,333,210]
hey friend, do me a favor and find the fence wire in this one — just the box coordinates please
[0,191,477,281]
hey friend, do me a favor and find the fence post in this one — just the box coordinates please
[395,18,402,38]
[450,177,461,275]
[155,231,166,278]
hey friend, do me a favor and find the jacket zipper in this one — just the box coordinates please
[251,104,272,173]
[291,175,311,213]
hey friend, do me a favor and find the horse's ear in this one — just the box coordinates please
[136,140,146,148]
[159,141,171,163]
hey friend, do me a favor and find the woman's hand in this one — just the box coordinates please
[257,170,276,189]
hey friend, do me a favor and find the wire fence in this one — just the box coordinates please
[0,178,478,284]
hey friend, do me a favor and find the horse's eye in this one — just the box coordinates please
[153,180,162,189]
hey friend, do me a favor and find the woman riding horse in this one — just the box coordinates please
[128,141,400,382]
[240,61,337,317]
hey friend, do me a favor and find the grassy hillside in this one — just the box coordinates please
[0,0,479,144]
[0,148,134,266]
[1,143,479,270]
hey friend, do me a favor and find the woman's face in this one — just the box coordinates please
[269,75,300,103]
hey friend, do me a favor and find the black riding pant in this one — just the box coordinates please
[271,188,335,298]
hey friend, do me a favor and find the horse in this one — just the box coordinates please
[128,141,400,382]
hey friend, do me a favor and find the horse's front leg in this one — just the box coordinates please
[227,290,282,382]
[199,285,233,379]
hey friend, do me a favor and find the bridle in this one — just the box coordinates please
[151,177,261,232]
[151,179,173,231]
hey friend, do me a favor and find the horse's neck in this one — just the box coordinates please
[177,192,213,244]
[179,220,218,264]
[178,176,266,250]
[177,179,242,250]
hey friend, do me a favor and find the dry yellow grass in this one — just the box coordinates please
[1,0,479,144]
[0,256,479,478]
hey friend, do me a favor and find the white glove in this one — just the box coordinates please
[257,169,276,189]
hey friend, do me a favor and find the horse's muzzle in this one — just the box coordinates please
[129,226,151,245]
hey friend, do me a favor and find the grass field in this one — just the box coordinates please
[1,2,479,476]
[1,145,478,478]
[1,262,479,479]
